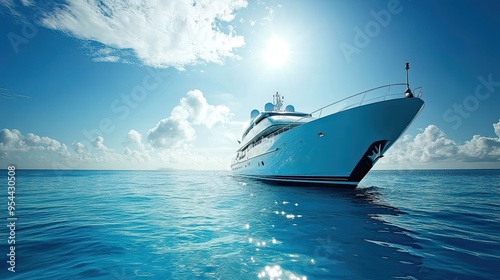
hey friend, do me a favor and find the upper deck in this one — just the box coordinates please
[242,111,311,139]
[237,82,423,153]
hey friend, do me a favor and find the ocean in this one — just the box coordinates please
[1,169,499,280]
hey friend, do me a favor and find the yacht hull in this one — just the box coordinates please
[231,98,424,187]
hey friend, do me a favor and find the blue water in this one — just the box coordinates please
[1,169,499,280]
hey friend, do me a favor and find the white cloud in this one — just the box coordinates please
[39,0,248,68]
[0,129,70,157]
[0,129,22,148]
[460,135,500,162]
[148,117,196,148]
[0,0,18,16]
[179,89,232,127]
[261,6,274,24]
[124,129,143,146]
[85,136,125,163]
[72,137,131,163]
[93,55,120,63]
[91,136,107,151]
[411,125,459,162]
[72,141,93,161]
[382,120,500,166]
[147,89,231,149]
[123,147,150,162]
[0,0,42,22]
[73,141,85,154]
[89,46,123,63]
[20,0,33,7]
[0,88,31,99]
[122,129,152,162]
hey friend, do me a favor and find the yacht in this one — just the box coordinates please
[231,63,424,187]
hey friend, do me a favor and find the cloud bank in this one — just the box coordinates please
[1,90,237,169]
[381,120,500,167]
[0,129,70,158]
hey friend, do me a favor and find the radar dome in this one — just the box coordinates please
[264,102,274,111]
[250,109,259,118]
[285,105,295,112]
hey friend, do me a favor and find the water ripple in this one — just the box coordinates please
[0,169,498,279]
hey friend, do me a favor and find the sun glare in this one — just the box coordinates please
[264,37,290,67]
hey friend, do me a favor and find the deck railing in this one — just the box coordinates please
[265,83,423,140]
[314,83,423,118]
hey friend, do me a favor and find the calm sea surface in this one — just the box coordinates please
[1,169,499,279]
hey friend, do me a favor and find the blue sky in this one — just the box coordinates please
[1,0,499,170]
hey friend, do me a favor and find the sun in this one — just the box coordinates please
[264,37,290,67]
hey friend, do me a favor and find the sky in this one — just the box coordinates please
[0,0,499,170]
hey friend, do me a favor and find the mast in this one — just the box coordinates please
[273,92,284,111]
[405,62,413,98]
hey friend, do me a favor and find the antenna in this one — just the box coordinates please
[273,91,284,111]
[404,62,413,98]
